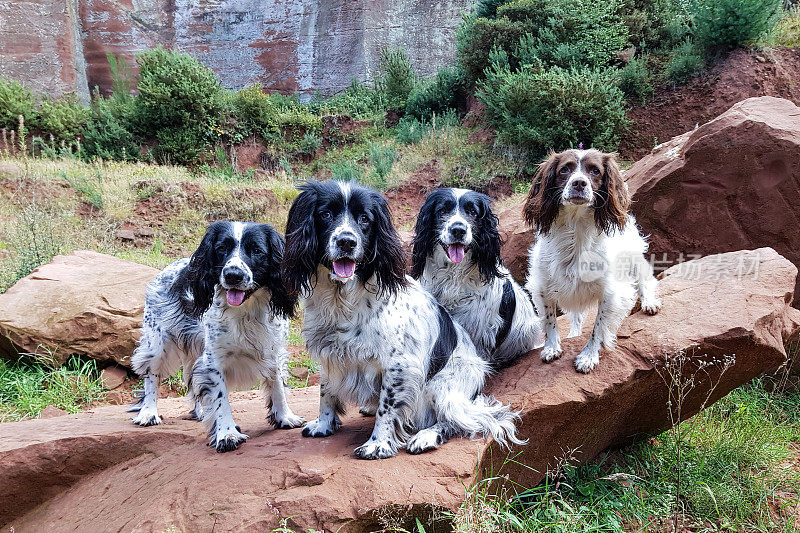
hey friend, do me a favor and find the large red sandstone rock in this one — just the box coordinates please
[0,248,794,532]
[625,96,800,304]
[0,251,158,367]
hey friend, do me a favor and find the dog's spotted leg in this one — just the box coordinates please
[302,378,342,437]
[354,368,417,460]
[540,299,562,362]
[566,311,586,338]
[265,378,306,429]
[131,374,162,426]
[193,353,248,452]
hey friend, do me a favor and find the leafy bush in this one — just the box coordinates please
[620,0,691,52]
[474,0,507,18]
[395,116,427,145]
[299,132,322,155]
[227,84,279,139]
[81,98,139,161]
[405,66,467,120]
[375,48,417,110]
[457,15,530,86]
[617,57,654,102]
[134,47,224,164]
[665,39,705,83]
[479,63,629,160]
[319,78,384,119]
[330,159,362,181]
[0,78,36,131]
[367,141,397,181]
[36,95,89,143]
[691,0,783,51]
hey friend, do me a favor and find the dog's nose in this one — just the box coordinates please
[223,268,245,286]
[449,223,467,241]
[572,178,588,191]
[336,233,357,253]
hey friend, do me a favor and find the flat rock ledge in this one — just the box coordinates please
[1,248,796,532]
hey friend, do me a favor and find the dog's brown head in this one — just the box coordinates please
[523,148,630,235]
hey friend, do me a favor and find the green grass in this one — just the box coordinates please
[453,378,800,532]
[0,355,106,422]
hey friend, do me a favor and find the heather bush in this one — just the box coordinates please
[0,78,36,131]
[404,66,467,120]
[618,57,655,102]
[36,95,89,143]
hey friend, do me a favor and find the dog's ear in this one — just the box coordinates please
[471,192,502,282]
[281,182,320,298]
[523,151,562,235]
[594,153,630,234]
[367,190,408,297]
[259,224,297,319]
[410,191,439,279]
[186,222,222,316]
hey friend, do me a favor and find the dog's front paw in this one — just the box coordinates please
[641,297,662,315]
[131,408,162,427]
[406,428,445,455]
[574,346,600,373]
[271,411,306,430]
[354,439,397,460]
[301,417,337,438]
[211,427,249,453]
[540,344,562,363]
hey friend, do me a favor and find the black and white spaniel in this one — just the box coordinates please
[524,149,661,373]
[411,188,542,368]
[281,180,524,459]
[130,221,304,452]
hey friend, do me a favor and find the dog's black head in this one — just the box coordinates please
[523,149,630,235]
[184,221,295,318]
[281,180,407,298]
[411,188,502,283]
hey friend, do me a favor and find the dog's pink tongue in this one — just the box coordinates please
[226,289,246,306]
[447,244,465,263]
[332,259,356,279]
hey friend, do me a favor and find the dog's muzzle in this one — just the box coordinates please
[221,266,254,306]
[442,221,469,264]
[331,232,359,279]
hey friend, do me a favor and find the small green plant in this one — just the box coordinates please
[299,132,322,155]
[227,84,279,140]
[405,66,467,120]
[36,94,90,143]
[63,170,104,209]
[363,141,397,189]
[376,48,417,110]
[769,6,800,47]
[330,159,362,182]
[691,0,783,52]
[665,39,706,83]
[395,116,427,145]
[2,203,62,290]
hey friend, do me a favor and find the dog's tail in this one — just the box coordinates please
[438,393,527,449]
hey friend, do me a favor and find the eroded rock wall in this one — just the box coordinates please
[1,0,470,99]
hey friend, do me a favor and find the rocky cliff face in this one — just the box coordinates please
[0,0,470,101]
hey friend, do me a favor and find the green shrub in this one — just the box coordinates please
[0,78,36,131]
[457,15,529,86]
[395,116,427,145]
[620,0,691,52]
[769,6,800,47]
[367,141,397,182]
[691,0,783,51]
[405,66,467,120]
[479,63,629,160]
[299,132,322,154]
[319,78,384,119]
[227,84,279,139]
[36,95,89,143]
[81,98,139,161]
[474,0,507,18]
[134,47,223,163]
[618,57,654,102]
[375,48,417,110]
[665,39,705,82]
[330,159,362,181]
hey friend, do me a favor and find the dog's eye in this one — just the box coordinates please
[358,214,369,225]
[319,210,331,220]
[590,168,601,176]
[559,166,571,174]
[465,205,477,217]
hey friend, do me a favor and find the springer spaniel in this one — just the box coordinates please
[281,180,525,459]
[524,149,661,373]
[411,188,542,368]
[130,221,304,452]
